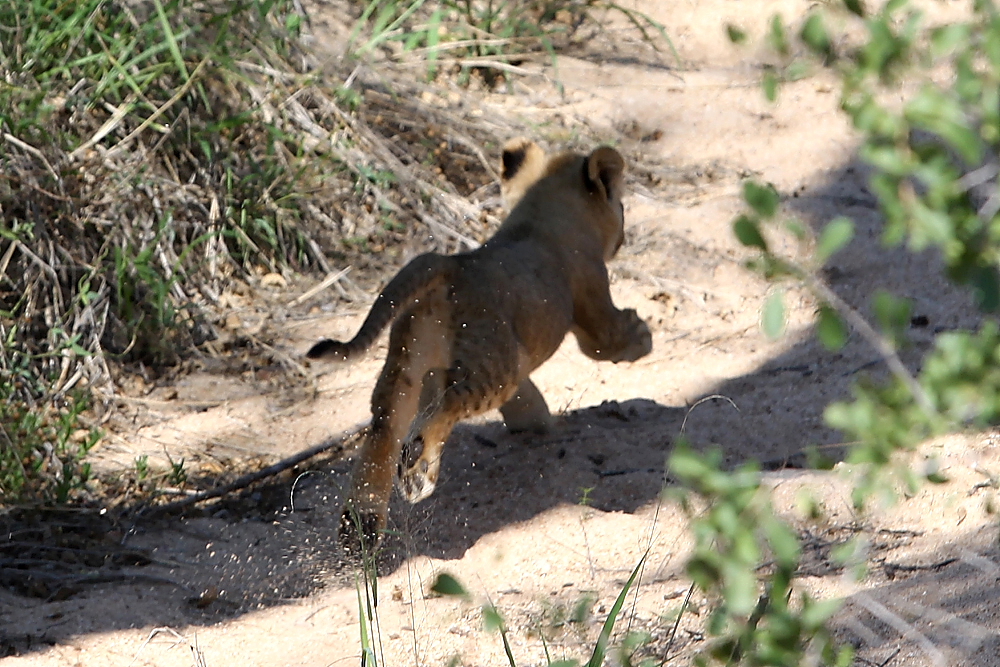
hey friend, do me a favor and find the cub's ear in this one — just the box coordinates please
[584,146,625,201]
[501,138,547,209]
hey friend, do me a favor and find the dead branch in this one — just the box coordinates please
[136,420,368,519]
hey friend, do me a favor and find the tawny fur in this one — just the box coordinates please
[307,138,653,552]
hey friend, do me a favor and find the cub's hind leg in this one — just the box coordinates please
[339,367,418,552]
[396,367,459,504]
[398,363,521,503]
[339,309,446,552]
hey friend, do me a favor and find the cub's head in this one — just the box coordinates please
[500,137,548,210]
[501,138,627,261]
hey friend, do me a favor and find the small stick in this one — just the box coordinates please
[66,95,137,160]
[2,132,60,183]
[287,266,352,307]
[99,57,211,160]
[136,421,368,519]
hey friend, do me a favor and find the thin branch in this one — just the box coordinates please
[287,266,352,307]
[98,56,210,160]
[802,272,936,415]
[136,421,367,519]
[2,132,60,184]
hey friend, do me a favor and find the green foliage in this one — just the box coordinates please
[586,556,644,667]
[0,0,323,501]
[815,217,854,264]
[736,0,1000,471]
[705,0,1000,662]
[816,305,848,351]
[734,215,769,252]
[429,565,644,667]
[134,455,150,482]
[743,182,781,219]
[761,292,786,340]
[349,0,678,85]
[0,388,99,504]
[431,572,471,599]
[670,443,850,666]
[0,0,320,359]
[837,1,1000,312]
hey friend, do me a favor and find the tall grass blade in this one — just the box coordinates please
[356,578,377,666]
[605,3,681,64]
[357,0,430,55]
[152,0,190,81]
[586,555,646,667]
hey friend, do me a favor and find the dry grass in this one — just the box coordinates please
[0,0,675,520]
[0,1,518,405]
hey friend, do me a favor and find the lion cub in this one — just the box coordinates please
[308,139,652,551]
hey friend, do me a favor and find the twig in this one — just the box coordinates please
[12,239,59,281]
[67,94,137,160]
[100,56,211,160]
[2,132,60,184]
[287,266,352,306]
[137,421,368,519]
[680,394,740,434]
[0,239,17,285]
[803,273,936,415]
[129,627,205,667]
[878,556,958,579]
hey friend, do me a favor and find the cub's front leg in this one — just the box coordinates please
[500,378,553,433]
[572,269,652,363]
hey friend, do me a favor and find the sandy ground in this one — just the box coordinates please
[4,1,1000,665]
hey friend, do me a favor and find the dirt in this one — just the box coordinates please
[4,2,1000,666]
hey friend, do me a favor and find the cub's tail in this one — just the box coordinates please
[306,253,451,361]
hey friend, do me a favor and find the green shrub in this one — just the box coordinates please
[690,0,1000,663]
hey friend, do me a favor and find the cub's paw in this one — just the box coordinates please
[612,309,653,363]
[338,505,383,555]
[398,458,438,504]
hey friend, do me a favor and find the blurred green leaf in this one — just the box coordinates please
[722,561,757,616]
[726,23,746,44]
[482,604,505,632]
[764,516,801,567]
[785,219,808,239]
[817,305,849,351]
[744,181,780,218]
[801,13,832,57]
[734,215,768,250]
[762,68,779,101]
[873,290,911,347]
[930,23,969,56]
[431,573,469,599]
[844,0,866,17]
[762,291,786,339]
[971,265,1000,312]
[768,14,789,56]
[816,216,855,263]
[905,85,982,164]
[800,597,844,630]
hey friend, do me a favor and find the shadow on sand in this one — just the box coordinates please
[3,157,994,663]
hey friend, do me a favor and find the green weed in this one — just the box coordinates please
[0,389,99,504]
[349,0,678,86]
